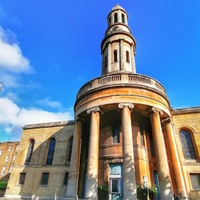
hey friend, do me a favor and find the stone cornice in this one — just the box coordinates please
[23,120,75,130]
[172,107,200,115]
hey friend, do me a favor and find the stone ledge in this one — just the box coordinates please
[23,120,75,130]
[172,107,200,115]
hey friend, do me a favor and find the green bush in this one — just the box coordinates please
[0,181,7,190]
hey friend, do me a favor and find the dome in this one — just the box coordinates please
[112,4,126,12]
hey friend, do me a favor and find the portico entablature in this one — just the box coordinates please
[75,87,170,118]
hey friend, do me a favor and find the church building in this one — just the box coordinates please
[4,5,200,200]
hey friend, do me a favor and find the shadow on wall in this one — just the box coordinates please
[5,122,74,200]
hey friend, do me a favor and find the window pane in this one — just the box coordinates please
[25,139,35,165]
[41,173,49,185]
[19,173,26,185]
[1,167,6,175]
[190,174,200,190]
[63,173,69,186]
[114,50,117,62]
[180,130,197,160]
[46,138,56,165]
[122,13,125,23]
[114,13,118,23]
[111,179,120,193]
[126,51,130,63]
[112,124,120,143]
[67,137,73,162]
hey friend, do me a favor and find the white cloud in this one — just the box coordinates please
[0,97,73,141]
[0,27,32,73]
[37,97,62,109]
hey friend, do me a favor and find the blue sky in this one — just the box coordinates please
[0,0,200,142]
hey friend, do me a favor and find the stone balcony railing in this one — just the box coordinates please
[76,73,166,99]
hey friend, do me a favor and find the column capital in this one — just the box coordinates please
[87,107,102,114]
[146,107,163,116]
[75,116,84,122]
[118,103,134,111]
[162,117,171,124]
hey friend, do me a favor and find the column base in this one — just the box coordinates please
[176,197,189,200]
[64,194,78,200]
[84,196,98,200]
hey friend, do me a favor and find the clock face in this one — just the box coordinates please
[112,26,119,32]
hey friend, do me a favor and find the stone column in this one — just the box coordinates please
[84,107,100,199]
[118,103,137,200]
[131,44,136,73]
[163,118,188,199]
[119,39,123,70]
[65,118,82,200]
[148,107,173,200]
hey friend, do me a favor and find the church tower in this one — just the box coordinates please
[66,5,188,200]
[101,4,136,75]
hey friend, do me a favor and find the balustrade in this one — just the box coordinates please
[77,73,166,99]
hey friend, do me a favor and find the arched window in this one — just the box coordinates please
[67,136,73,162]
[114,50,118,62]
[180,130,197,160]
[114,13,118,23]
[122,13,125,23]
[46,138,56,165]
[126,51,130,63]
[25,139,35,165]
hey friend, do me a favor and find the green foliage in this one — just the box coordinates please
[149,185,158,194]
[0,181,7,190]
[98,184,108,192]
[98,183,108,200]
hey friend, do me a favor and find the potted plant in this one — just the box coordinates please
[98,183,108,200]
[137,184,148,200]
[149,185,158,200]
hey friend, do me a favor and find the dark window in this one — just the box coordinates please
[104,55,108,68]
[41,173,49,185]
[149,131,155,157]
[46,138,56,165]
[111,179,120,193]
[114,13,118,23]
[19,173,26,185]
[114,50,117,62]
[126,51,130,63]
[140,130,144,146]
[180,130,197,160]
[108,17,111,26]
[112,124,120,143]
[24,139,35,165]
[190,173,200,190]
[67,137,73,162]
[122,13,125,23]
[63,172,69,186]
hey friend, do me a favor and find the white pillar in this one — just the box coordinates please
[84,107,101,199]
[149,107,173,200]
[118,103,137,200]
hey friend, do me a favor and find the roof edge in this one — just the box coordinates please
[23,120,75,130]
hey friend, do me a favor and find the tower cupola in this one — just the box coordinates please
[101,4,136,75]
